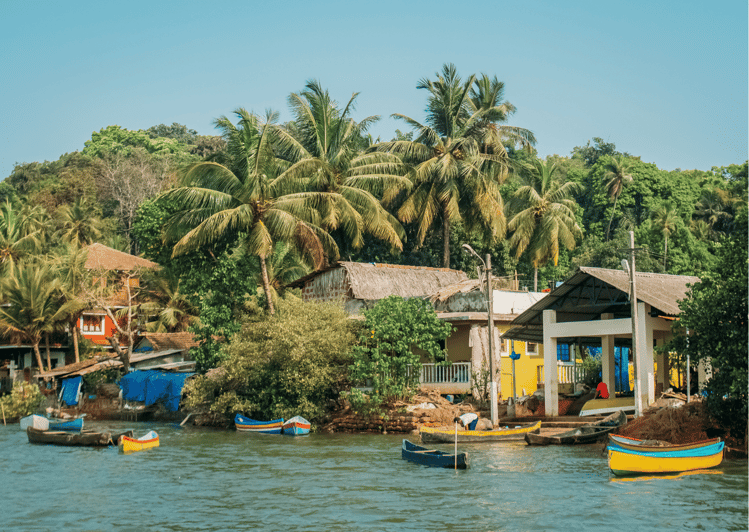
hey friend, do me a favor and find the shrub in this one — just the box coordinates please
[0,381,45,422]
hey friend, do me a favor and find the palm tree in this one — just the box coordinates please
[651,201,679,270]
[603,155,634,240]
[52,243,91,363]
[273,80,408,255]
[693,188,735,240]
[375,64,535,267]
[162,109,336,315]
[506,158,583,291]
[137,268,199,333]
[0,200,42,271]
[57,197,105,246]
[0,262,76,372]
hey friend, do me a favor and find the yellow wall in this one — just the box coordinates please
[496,325,544,399]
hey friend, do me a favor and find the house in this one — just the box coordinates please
[129,332,198,371]
[78,243,158,350]
[288,261,549,399]
[501,267,703,416]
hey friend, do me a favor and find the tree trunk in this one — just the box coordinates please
[260,254,275,315]
[606,195,620,241]
[32,342,44,373]
[442,204,451,269]
[534,267,538,292]
[45,333,52,372]
[72,322,80,364]
[664,236,668,270]
[108,336,130,373]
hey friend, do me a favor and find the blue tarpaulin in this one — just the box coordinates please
[119,370,194,411]
[60,376,82,406]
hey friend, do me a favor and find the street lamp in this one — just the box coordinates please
[462,244,498,426]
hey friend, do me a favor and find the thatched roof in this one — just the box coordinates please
[85,243,158,271]
[502,267,700,343]
[140,332,198,352]
[288,261,467,301]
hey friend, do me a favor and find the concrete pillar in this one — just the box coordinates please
[600,313,615,394]
[655,338,669,394]
[543,309,558,416]
[698,357,712,391]
[634,301,654,408]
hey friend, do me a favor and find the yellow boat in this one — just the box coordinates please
[420,420,541,443]
[607,441,724,476]
[120,430,159,453]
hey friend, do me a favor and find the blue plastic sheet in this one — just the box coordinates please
[119,370,194,411]
[60,376,82,406]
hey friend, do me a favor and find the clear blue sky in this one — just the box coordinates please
[1,0,746,180]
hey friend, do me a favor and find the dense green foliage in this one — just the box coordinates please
[348,296,453,411]
[0,381,44,421]
[183,297,356,423]
[666,208,748,439]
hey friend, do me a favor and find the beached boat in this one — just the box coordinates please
[20,414,49,431]
[419,420,542,444]
[234,414,284,434]
[48,417,84,432]
[578,396,635,417]
[402,439,469,469]
[120,431,159,453]
[27,427,133,446]
[607,441,725,476]
[283,416,311,436]
[608,434,721,452]
[525,410,626,445]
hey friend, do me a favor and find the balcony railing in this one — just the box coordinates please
[418,362,471,384]
[536,362,591,385]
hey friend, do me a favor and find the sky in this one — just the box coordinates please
[1,0,747,181]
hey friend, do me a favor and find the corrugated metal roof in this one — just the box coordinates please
[501,267,699,343]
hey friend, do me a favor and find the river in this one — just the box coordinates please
[2,421,747,531]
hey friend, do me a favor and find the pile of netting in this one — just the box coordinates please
[616,402,717,444]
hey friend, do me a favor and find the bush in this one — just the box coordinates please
[0,382,45,422]
[183,297,356,424]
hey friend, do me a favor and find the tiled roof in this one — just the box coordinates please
[142,332,198,352]
[84,243,158,271]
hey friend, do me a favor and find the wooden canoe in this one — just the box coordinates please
[608,434,721,453]
[26,427,133,446]
[607,441,724,476]
[525,410,627,445]
[420,420,541,443]
[282,416,311,436]
[235,414,284,434]
[402,439,469,469]
[120,430,159,453]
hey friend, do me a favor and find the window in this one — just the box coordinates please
[81,315,104,335]
[499,339,508,357]
[557,343,570,362]
[527,342,537,354]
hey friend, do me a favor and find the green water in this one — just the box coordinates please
[2,421,747,531]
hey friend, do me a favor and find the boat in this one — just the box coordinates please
[608,434,721,452]
[578,396,635,416]
[607,441,725,476]
[419,420,542,444]
[48,417,84,432]
[20,414,49,431]
[525,410,627,445]
[234,414,284,434]
[283,416,311,436]
[119,431,159,453]
[401,439,469,469]
[27,427,133,446]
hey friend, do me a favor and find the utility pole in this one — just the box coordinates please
[486,254,498,427]
[629,231,643,417]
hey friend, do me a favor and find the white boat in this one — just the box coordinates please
[579,397,636,417]
[20,414,49,431]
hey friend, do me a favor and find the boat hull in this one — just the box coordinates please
[20,415,49,431]
[120,431,159,453]
[283,416,311,436]
[235,414,284,434]
[26,427,132,446]
[608,434,721,453]
[607,442,724,476]
[579,397,635,417]
[48,417,84,432]
[525,411,627,445]
[420,421,541,443]
[402,439,469,469]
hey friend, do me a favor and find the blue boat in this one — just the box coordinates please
[234,414,283,434]
[282,416,311,436]
[401,439,469,469]
[48,417,84,432]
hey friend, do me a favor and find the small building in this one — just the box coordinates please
[129,332,198,371]
[502,267,701,416]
